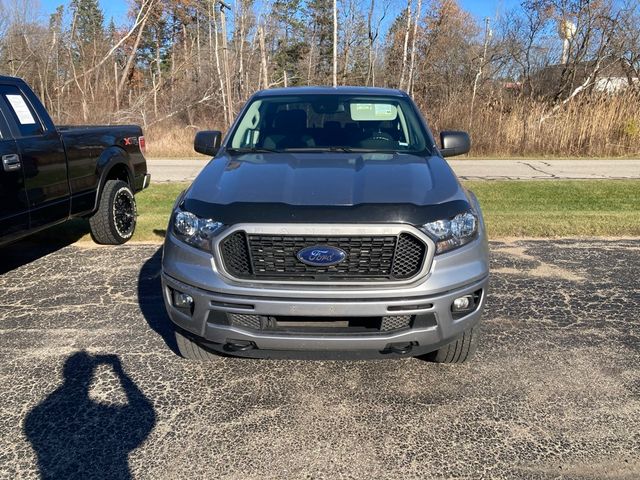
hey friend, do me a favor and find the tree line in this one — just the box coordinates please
[1,0,639,156]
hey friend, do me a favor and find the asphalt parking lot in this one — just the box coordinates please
[1,239,639,479]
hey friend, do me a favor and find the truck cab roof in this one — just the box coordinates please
[253,86,408,98]
[0,75,26,84]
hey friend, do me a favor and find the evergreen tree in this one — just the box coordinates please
[70,0,105,48]
[271,0,307,85]
[305,0,334,80]
[134,0,170,77]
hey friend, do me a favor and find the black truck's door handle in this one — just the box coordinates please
[2,154,21,172]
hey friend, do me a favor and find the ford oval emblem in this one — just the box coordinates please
[297,245,347,267]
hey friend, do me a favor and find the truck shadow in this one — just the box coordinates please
[23,351,156,480]
[137,247,180,355]
[0,219,88,274]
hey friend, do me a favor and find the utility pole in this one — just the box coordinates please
[218,0,233,124]
[333,0,337,87]
[212,2,228,125]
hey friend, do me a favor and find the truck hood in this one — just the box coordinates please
[182,152,471,224]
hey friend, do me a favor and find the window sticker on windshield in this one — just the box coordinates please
[350,102,398,121]
[5,94,36,125]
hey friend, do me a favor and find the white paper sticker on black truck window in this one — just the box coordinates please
[5,94,36,125]
[350,102,398,121]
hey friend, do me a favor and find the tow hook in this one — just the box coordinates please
[382,342,416,355]
[224,340,256,352]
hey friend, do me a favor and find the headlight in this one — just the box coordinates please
[173,210,224,251]
[421,210,478,254]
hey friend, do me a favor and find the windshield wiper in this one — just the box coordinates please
[327,146,356,152]
[281,146,357,153]
[226,147,281,154]
[290,147,413,154]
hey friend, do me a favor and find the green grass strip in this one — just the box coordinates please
[36,180,640,243]
[466,180,640,237]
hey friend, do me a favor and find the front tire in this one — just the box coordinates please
[175,327,220,360]
[89,180,137,245]
[423,325,480,364]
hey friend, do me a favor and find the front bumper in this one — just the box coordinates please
[162,271,487,358]
[161,228,490,359]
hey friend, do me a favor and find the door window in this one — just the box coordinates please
[0,85,43,137]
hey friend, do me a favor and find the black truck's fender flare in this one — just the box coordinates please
[91,146,135,214]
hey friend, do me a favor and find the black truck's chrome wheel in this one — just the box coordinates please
[113,187,136,239]
[90,179,137,245]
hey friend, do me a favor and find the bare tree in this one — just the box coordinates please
[333,0,338,86]
[407,0,422,95]
[398,0,412,91]
[1,0,637,157]
[258,24,269,90]
[469,17,491,129]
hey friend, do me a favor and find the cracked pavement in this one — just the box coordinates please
[454,159,640,180]
[0,240,639,479]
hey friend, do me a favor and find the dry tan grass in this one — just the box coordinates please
[143,93,640,158]
[428,92,640,157]
[144,124,201,158]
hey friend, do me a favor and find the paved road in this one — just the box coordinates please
[1,240,639,479]
[147,158,640,182]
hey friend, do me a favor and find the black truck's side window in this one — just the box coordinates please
[0,85,43,137]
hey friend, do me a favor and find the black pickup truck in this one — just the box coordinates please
[0,76,149,246]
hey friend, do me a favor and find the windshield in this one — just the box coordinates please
[228,94,432,154]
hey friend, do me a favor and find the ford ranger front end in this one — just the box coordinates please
[161,87,489,361]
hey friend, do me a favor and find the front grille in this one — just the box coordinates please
[228,314,414,334]
[228,313,262,330]
[380,315,412,331]
[220,232,252,276]
[392,234,427,278]
[219,231,427,282]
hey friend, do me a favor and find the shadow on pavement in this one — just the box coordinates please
[0,219,89,274]
[23,352,156,480]
[137,247,180,355]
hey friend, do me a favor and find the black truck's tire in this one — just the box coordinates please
[89,180,137,245]
[175,328,219,360]
[424,326,480,364]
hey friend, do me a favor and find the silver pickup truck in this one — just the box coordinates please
[161,87,489,362]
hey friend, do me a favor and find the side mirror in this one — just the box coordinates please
[194,130,222,156]
[440,131,471,157]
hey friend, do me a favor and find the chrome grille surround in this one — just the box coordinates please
[212,223,435,286]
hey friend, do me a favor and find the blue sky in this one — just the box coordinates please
[38,0,522,26]
[462,0,521,20]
